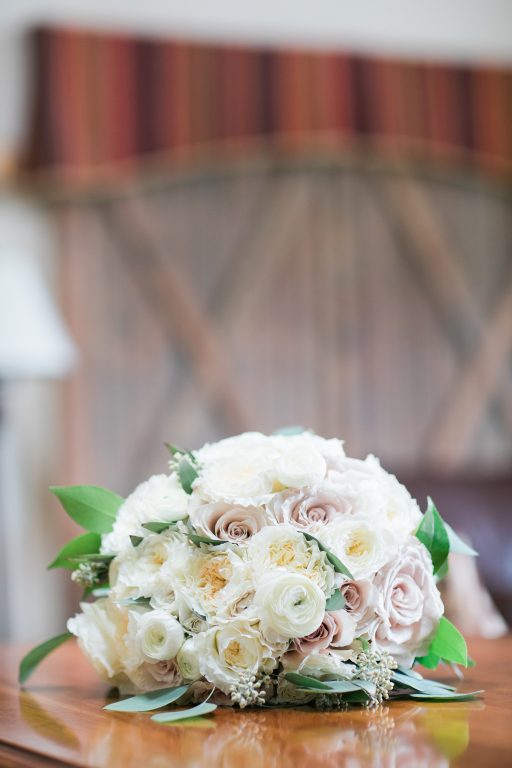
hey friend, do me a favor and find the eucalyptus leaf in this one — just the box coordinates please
[415,497,450,574]
[50,485,123,533]
[48,532,101,570]
[325,590,345,611]
[178,457,198,495]
[284,672,332,690]
[429,617,468,667]
[392,671,455,694]
[324,679,376,696]
[187,533,226,547]
[104,685,189,712]
[130,535,143,547]
[151,702,217,723]
[272,426,308,436]
[91,587,111,598]
[19,632,73,684]
[302,533,353,578]
[141,521,176,534]
[445,522,478,557]
[410,690,483,702]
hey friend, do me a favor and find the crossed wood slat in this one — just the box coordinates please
[373,175,512,470]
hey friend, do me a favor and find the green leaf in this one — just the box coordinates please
[283,672,331,690]
[130,535,143,547]
[415,650,441,669]
[410,690,483,702]
[68,553,114,564]
[141,521,176,534]
[187,533,226,547]
[151,702,217,723]
[165,443,196,462]
[48,532,101,570]
[445,522,478,557]
[415,497,450,574]
[178,457,198,495]
[272,426,308,436]
[325,590,345,611]
[324,679,376,697]
[429,617,468,667]
[90,587,111,598]
[302,533,353,579]
[50,486,123,533]
[104,685,189,712]
[392,671,455,694]
[19,632,73,684]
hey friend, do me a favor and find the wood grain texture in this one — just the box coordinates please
[1,638,511,767]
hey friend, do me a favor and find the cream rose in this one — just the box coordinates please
[274,444,327,489]
[255,570,326,641]
[370,540,444,666]
[247,525,335,596]
[126,658,183,692]
[195,620,278,693]
[188,499,274,542]
[315,517,395,579]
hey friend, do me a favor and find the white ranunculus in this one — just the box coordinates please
[188,498,275,542]
[177,636,202,681]
[370,540,444,666]
[274,444,327,489]
[67,599,129,685]
[254,570,326,642]
[247,525,335,596]
[101,474,189,554]
[195,620,279,694]
[131,610,185,662]
[314,517,395,579]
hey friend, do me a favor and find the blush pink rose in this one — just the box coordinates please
[370,540,444,665]
[272,484,353,529]
[189,501,273,542]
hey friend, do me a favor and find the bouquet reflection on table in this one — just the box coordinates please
[19,690,479,768]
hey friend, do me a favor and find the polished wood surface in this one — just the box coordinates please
[1,638,511,767]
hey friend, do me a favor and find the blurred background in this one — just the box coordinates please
[0,1,511,643]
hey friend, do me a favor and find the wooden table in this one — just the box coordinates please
[1,637,511,767]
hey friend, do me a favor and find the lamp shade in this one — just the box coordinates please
[0,252,77,379]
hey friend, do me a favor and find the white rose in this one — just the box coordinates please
[274,444,327,489]
[247,525,335,596]
[195,620,279,694]
[315,517,395,579]
[101,474,189,554]
[67,599,129,685]
[131,610,185,662]
[254,570,326,641]
[370,539,444,666]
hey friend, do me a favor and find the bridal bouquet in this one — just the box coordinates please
[20,430,482,722]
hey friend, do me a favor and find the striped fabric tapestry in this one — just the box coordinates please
[23,27,512,182]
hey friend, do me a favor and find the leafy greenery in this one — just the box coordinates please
[444,522,478,557]
[325,590,346,611]
[50,485,123,534]
[272,426,308,436]
[48,532,101,570]
[415,649,441,669]
[141,521,177,534]
[410,691,483,702]
[187,533,226,547]
[415,497,450,574]
[283,672,332,690]
[392,670,455,694]
[104,685,190,712]
[302,533,353,578]
[428,617,468,667]
[151,702,217,723]
[130,535,143,547]
[19,632,73,684]
[178,457,199,494]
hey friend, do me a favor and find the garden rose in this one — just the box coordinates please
[370,540,444,665]
[189,499,274,541]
